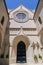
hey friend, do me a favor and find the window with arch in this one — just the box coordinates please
[38,17,42,24]
[1,16,4,25]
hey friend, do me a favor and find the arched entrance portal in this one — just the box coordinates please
[17,41,26,63]
[12,35,30,63]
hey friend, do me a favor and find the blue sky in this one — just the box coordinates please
[5,0,38,10]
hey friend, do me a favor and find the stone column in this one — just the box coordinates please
[41,47,43,62]
[31,42,35,54]
[9,45,12,58]
[31,42,35,63]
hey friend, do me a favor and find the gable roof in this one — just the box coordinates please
[9,5,34,15]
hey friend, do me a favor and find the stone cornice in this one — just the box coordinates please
[9,28,36,31]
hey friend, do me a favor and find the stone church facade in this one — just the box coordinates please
[0,0,43,64]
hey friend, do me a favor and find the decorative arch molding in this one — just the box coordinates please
[12,35,30,55]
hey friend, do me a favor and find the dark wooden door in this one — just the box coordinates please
[16,41,26,63]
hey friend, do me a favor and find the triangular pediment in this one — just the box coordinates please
[9,5,34,19]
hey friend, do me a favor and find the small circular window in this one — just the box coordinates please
[16,13,26,19]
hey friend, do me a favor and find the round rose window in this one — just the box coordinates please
[13,11,29,23]
[16,13,26,19]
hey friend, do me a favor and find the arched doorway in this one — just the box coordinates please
[12,35,30,63]
[16,41,26,63]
